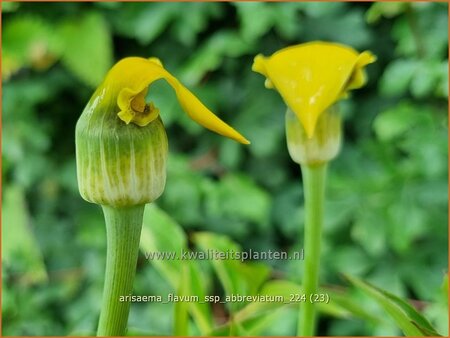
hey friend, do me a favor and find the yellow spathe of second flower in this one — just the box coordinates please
[101,57,249,145]
[252,42,376,138]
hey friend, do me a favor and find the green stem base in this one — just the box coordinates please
[97,204,145,336]
[298,164,327,337]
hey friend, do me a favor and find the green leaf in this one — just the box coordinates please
[234,2,274,42]
[301,2,346,18]
[204,174,271,227]
[210,310,281,336]
[373,102,421,142]
[391,4,448,60]
[211,280,381,336]
[250,281,380,322]
[346,274,441,336]
[272,3,303,39]
[366,2,409,24]
[172,3,222,46]
[140,204,187,288]
[391,17,417,57]
[140,205,213,334]
[422,274,449,336]
[110,3,176,44]
[330,246,373,276]
[235,77,285,158]
[2,15,60,79]
[2,2,20,12]
[410,60,441,99]
[387,202,427,254]
[327,287,382,323]
[209,281,290,335]
[2,185,48,284]
[59,12,112,87]
[379,59,417,97]
[194,232,271,313]
[437,60,449,97]
[180,31,252,85]
[302,6,371,48]
[162,154,206,226]
[351,209,386,257]
[186,261,214,335]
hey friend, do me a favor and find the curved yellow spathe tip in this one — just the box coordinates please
[252,42,376,138]
[101,57,250,145]
[253,54,274,89]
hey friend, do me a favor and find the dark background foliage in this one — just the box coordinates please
[2,2,448,336]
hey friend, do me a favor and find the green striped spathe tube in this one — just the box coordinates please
[76,86,168,207]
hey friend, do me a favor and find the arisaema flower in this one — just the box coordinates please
[76,57,249,207]
[252,41,376,139]
[75,56,250,337]
[252,42,376,336]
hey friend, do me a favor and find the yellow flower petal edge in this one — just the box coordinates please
[252,42,376,138]
[101,57,250,144]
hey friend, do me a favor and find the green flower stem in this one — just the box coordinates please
[97,204,145,336]
[298,163,327,337]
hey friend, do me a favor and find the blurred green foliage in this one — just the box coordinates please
[2,2,448,336]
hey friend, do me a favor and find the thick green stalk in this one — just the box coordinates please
[298,164,327,337]
[97,204,145,336]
